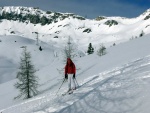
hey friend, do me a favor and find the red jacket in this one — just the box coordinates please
[65,58,76,74]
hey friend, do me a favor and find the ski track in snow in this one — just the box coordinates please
[1,55,150,113]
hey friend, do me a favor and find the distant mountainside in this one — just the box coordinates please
[0,6,85,25]
[0,6,150,50]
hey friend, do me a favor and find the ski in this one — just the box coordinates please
[62,84,80,96]
[61,80,80,96]
[62,90,73,96]
[68,90,73,94]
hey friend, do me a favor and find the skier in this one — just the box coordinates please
[65,58,76,92]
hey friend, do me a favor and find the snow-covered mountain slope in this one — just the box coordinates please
[0,33,150,113]
[0,6,150,51]
[0,35,63,109]
[0,6,150,113]
[0,35,60,83]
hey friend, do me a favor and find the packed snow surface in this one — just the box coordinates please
[0,34,150,113]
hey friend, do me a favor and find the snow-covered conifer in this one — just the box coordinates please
[97,44,106,56]
[87,43,94,55]
[14,47,39,99]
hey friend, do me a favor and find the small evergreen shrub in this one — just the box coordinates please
[105,20,118,27]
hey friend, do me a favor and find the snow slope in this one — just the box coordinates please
[0,6,150,113]
[0,6,150,51]
[0,35,59,83]
[0,33,150,113]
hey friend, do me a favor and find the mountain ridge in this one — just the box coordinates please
[1,6,150,19]
[0,6,150,51]
[0,6,85,25]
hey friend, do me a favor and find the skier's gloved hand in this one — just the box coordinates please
[65,74,68,79]
[73,74,75,78]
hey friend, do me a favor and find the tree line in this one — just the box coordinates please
[0,11,85,25]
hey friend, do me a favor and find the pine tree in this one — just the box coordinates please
[14,47,39,99]
[97,44,106,56]
[139,30,144,37]
[39,46,42,51]
[63,37,77,60]
[87,43,94,55]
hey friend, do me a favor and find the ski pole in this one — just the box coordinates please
[56,78,66,96]
[74,78,79,87]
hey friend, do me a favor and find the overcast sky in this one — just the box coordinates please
[0,0,150,19]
